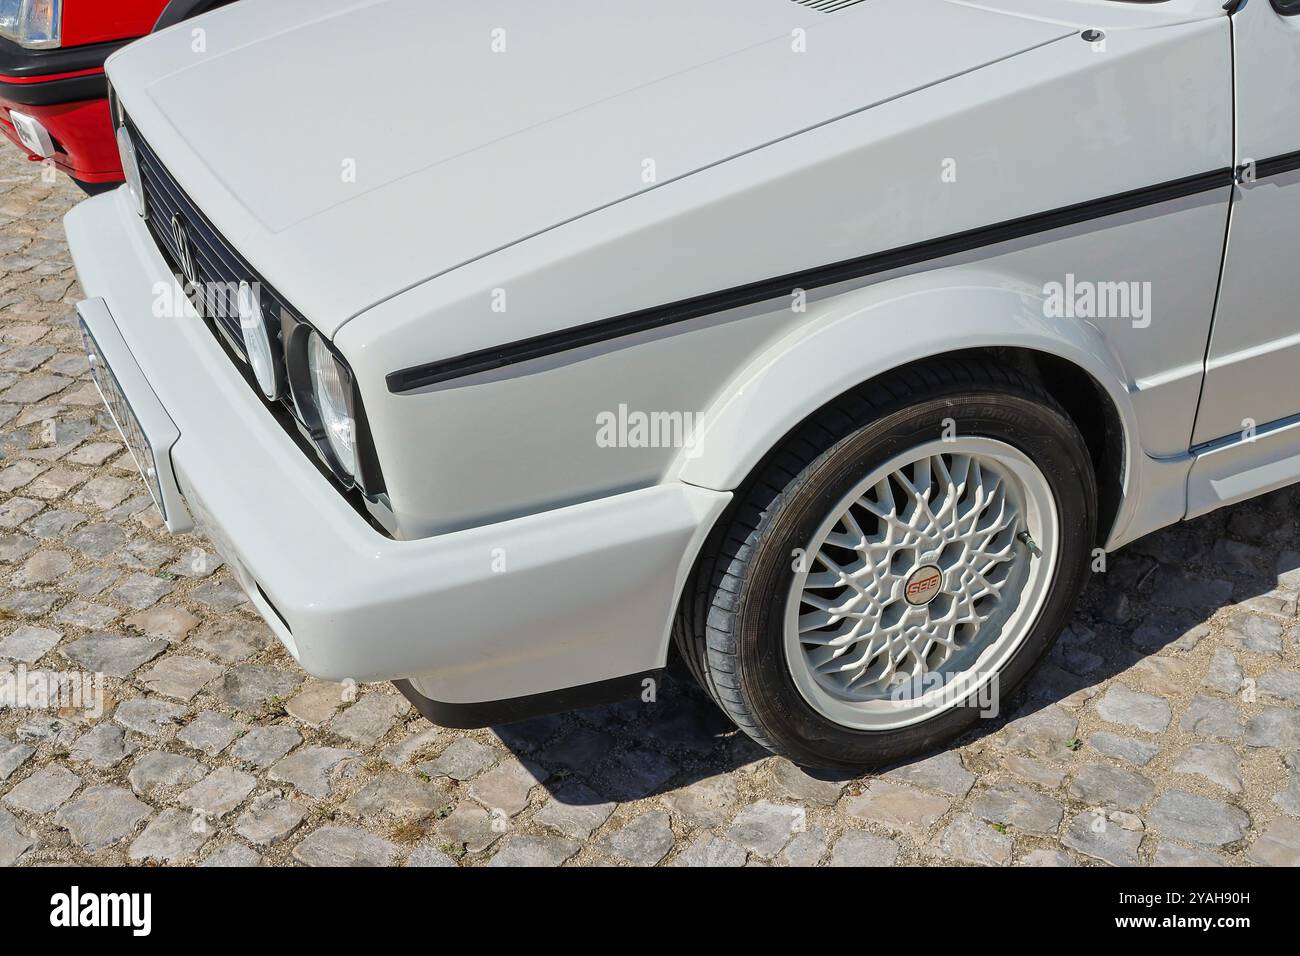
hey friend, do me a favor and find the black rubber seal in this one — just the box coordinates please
[394,669,662,729]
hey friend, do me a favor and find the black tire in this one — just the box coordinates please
[672,357,1096,770]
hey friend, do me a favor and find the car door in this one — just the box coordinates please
[1192,0,1300,445]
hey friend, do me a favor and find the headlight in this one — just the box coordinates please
[0,0,62,49]
[116,125,146,218]
[237,281,280,401]
[308,331,357,478]
[284,315,383,496]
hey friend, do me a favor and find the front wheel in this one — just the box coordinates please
[673,358,1096,770]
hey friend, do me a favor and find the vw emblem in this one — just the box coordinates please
[170,213,199,289]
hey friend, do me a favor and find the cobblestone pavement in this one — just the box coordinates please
[2,151,1300,868]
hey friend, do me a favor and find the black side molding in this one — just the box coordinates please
[386,167,1234,394]
[1251,149,1300,180]
[394,669,662,730]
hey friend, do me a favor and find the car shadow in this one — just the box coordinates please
[490,483,1300,807]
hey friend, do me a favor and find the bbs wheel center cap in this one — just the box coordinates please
[904,565,943,606]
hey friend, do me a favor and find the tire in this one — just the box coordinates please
[673,357,1096,770]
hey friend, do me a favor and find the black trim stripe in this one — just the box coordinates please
[1253,149,1300,180]
[387,167,1236,394]
[0,72,106,107]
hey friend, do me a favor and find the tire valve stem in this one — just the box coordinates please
[1017,530,1039,557]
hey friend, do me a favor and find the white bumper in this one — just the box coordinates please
[65,189,729,704]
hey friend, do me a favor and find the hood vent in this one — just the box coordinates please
[790,0,869,11]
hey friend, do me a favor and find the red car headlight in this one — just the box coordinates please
[0,0,62,50]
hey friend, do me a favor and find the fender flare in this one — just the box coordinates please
[672,271,1155,546]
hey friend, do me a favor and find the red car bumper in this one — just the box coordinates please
[0,36,134,185]
[0,95,121,183]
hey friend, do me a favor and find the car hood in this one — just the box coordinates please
[109,0,1077,336]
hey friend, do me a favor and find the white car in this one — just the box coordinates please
[64,0,1299,769]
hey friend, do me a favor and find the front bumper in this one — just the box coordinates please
[0,37,128,182]
[65,189,729,706]
[0,95,122,182]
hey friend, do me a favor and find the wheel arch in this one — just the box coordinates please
[674,281,1137,548]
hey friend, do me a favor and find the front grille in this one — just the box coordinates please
[123,116,389,528]
[129,120,295,417]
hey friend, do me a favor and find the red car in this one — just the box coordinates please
[0,0,233,192]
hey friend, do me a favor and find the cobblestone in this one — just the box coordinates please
[419,737,497,781]
[62,631,166,677]
[435,802,506,853]
[177,767,257,819]
[268,746,359,799]
[0,624,59,662]
[176,711,245,756]
[129,808,211,862]
[846,781,950,836]
[229,725,301,768]
[4,764,79,814]
[342,771,450,822]
[234,794,306,847]
[1066,763,1155,811]
[1095,684,1171,734]
[128,751,206,798]
[727,800,807,857]
[1248,818,1300,866]
[68,724,135,770]
[937,814,1013,866]
[1180,694,1245,741]
[534,782,615,840]
[970,780,1063,836]
[140,655,224,702]
[487,833,578,867]
[1149,791,1250,847]
[54,785,151,851]
[1172,742,1243,794]
[114,697,186,736]
[829,830,899,866]
[1086,731,1160,767]
[1062,812,1142,867]
[293,825,397,867]
[600,810,675,865]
